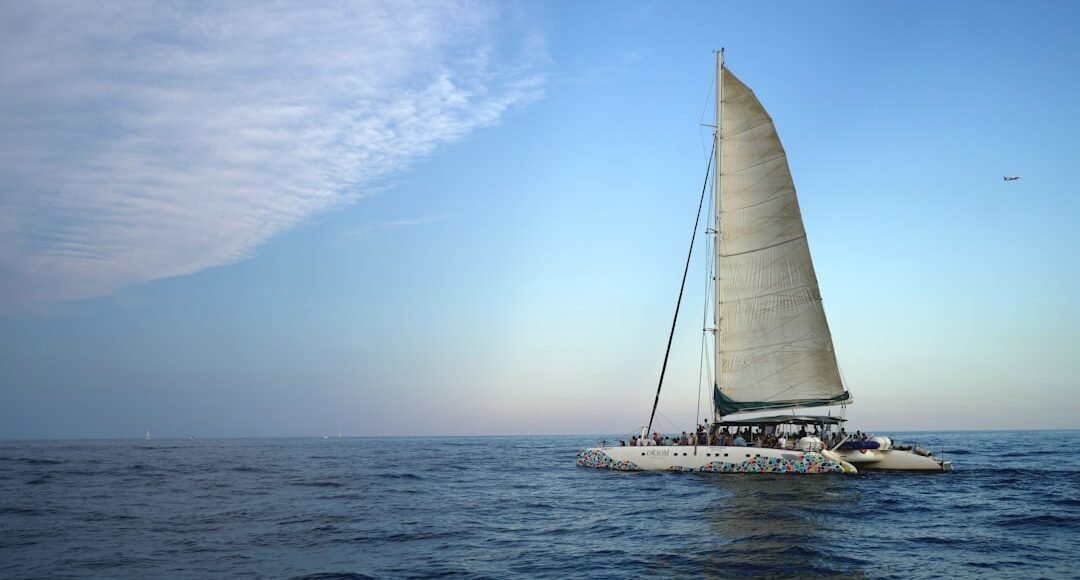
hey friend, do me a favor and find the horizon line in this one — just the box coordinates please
[2,427,1078,442]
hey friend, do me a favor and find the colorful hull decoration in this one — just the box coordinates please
[576,448,643,471]
[576,448,847,474]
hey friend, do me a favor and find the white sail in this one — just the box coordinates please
[715,69,850,415]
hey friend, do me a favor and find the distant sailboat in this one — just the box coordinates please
[145,429,151,441]
[577,51,951,473]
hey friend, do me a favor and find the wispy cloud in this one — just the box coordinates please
[341,215,447,241]
[0,1,545,314]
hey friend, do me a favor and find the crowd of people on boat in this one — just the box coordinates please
[618,421,873,450]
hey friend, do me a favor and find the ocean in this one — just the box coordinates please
[1,430,1078,579]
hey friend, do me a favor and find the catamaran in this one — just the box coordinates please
[577,51,951,473]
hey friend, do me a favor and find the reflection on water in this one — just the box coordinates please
[695,475,869,577]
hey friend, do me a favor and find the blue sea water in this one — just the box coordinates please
[1,431,1078,579]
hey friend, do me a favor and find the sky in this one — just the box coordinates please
[1,1,1078,439]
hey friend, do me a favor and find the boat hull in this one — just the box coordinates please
[577,445,856,474]
[834,448,952,472]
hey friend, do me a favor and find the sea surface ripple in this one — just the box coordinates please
[1,430,1078,578]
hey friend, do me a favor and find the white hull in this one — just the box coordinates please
[578,445,857,474]
[834,447,952,472]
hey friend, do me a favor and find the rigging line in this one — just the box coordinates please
[699,70,717,163]
[655,408,678,436]
[646,137,716,437]
[696,168,717,428]
[696,328,710,429]
[695,275,707,426]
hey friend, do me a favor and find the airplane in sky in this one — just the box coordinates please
[1003,176,1022,181]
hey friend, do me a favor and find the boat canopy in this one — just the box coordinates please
[713,415,846,427]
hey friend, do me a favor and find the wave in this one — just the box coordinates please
[77,511,138,523]
[0,457,62,465]
[292,481,344,488]
[335,530,456,544]
[996,514,1078,528]
[909,535,967,545]
[1,506,51,516]
[291,570,380,574]
[964,467,1080,477]
[377,473,422,480]
[230,466,268,473]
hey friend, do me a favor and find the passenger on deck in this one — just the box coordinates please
[778,434,787,449]
[734,433,747,447]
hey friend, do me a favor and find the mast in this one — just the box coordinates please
[712,49,724,422]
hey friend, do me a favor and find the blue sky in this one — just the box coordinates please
[1,1,1078,438]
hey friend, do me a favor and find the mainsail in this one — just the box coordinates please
[714,68,851,416]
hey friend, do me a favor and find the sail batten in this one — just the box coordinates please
[728,151,787,176]
[722,189,795,212]
[720,234,805,258]
[716,67,850,416]
[722,334,831,355]
[727,120,775,139]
